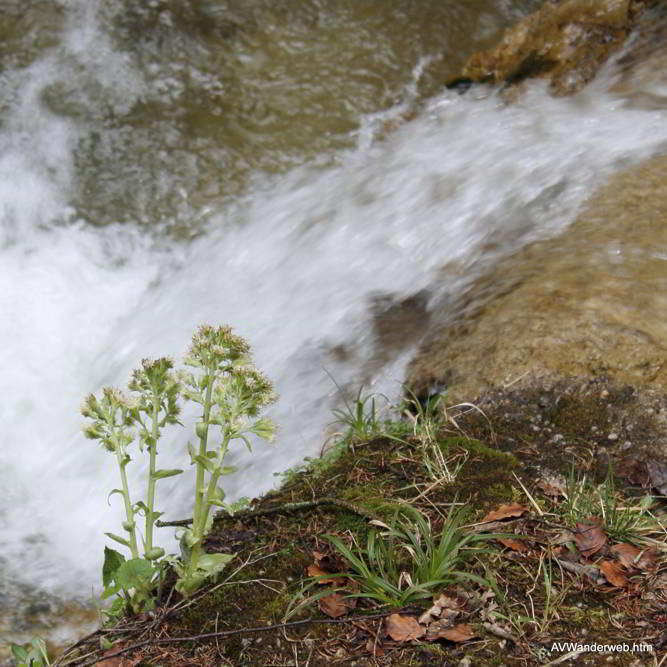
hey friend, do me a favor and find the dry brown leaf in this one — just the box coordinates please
[610,543,641,569]
[646,459,667,495]
[635,547,661,570]
[96,651,125,667]
[574,521,607,557]
[365,639,385,657]
[385,614,425,642]
[537,476,567,498]
[426,622,476,643]
[617,457,650,487]
[550,530,576,547]
[417,590,466,624]
[555,558,604,584]
[306,564,338,584]
[600,560,628,587]
[318,592,354,618]
[498,537,528,552]
[312,550,328,562]
[480,503,529,523]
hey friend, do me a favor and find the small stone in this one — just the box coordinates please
[608,432,618,440]
[600,390,609,399]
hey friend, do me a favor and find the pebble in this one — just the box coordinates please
[607,432,618,440]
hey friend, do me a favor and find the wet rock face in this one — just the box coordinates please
[407,156,667,402]
[460,0,648,96]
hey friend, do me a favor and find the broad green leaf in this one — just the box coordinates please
[198,552,234,575]
[102,546,126,587]
[152,468,184,480]
[105,532,130,548]
[10,645,28,661]
[115,558,155,591]
[100,582,121,600]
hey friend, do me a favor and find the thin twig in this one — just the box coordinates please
[156,497,380,527]
[71,609,408,667]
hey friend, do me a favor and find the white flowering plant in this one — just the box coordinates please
[82,325,276,614]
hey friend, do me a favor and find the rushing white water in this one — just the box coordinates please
[2,1,667,615]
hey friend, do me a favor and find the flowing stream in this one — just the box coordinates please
[2,0,667,652]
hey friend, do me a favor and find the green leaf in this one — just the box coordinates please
[30,637,50,663]
[187,442,197,463]
[106,488,125,506]
[101,582,121,600]
[115,558,155,591]
[144,547,165,561]
[133,501,150,516]
[105,532,131,548]
[219,466,238,476]
[102,546,126,587]
[10,644,29,661]
[198,552,235,576]
[193,455,216,473]
[100,636,113,650]
[250,417,276,441]
[152,468,184,480]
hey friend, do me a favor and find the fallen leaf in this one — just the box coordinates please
[635,547,661,570]
[574,521,607,557]
[537,476,567,498]
[426,622,476,643]
[617,457,650,487]
[646,459,667,495]
[610,543,641,569]
[319,592,354,618]
[365,639,385,657]
[306,564,339,584]
[498,537,528,552]
[480,503,529,523]
[96,648,125,667]
[469,520,511,534]
[600,560,628,587]
[417,591,465,624]
[419,604,460,625]
[385,614,425,642]
[550,530,576,547]
[555,557,605,584]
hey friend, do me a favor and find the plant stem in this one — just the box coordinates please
[144,390,160,555]
[190,372,215,570]
[113,435,139,559]
[196,435,229,539]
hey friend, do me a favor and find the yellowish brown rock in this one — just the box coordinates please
[407,155,667,400]
[461,0,647,96]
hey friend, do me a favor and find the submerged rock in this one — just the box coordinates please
[460,0,651,96]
